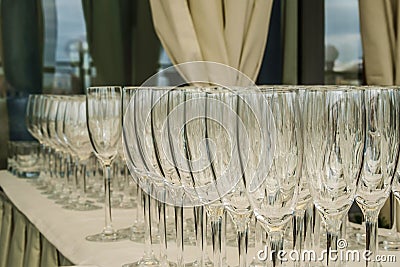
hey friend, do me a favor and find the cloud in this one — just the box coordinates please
[326,33,362,64]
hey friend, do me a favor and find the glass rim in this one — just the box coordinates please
[123,85,301,94]
[87,86,122,90]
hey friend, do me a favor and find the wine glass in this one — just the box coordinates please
[246,88,302,267]
[86,86,128,242]
[304,87,365,267]
[26,94,45,184]
[123,86,164,267]
[355,87,400,267]
[40,95,59,192]
[47,96,68,199]
[63,95,100,211]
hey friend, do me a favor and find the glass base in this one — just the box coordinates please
[187,260,213,267]
[41,188,54,195]
[63,202,101,211]
[122,256,160,267]
[48,193,63,200]
[382,237,400,250]
[117,225,145,242]
[85,231,129,242]
[54,198,70,205]
[117,200,137,209]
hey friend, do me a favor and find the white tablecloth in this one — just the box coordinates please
[1,170,400,267]
[0,170,145,267]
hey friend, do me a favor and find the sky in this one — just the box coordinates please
[325,0,362,67]
[55,0,86,61]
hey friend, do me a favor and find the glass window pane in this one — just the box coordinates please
[325,0,363,84]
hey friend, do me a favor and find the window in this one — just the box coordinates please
[42,0,88,93]
[325,0,363,85]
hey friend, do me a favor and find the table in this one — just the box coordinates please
[0,170,399,267]
[0,170,145,267]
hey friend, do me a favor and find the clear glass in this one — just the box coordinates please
[86,86,128,242]
[121,87,159,267]
[39,95,58,192]
[63,95,100,211]
[246,88,302,267]
[356,87,400,266]
[304,87,365,267]
[390,161,400,251]
[26,95,44,180]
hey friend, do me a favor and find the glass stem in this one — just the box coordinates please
[78,163,87,204]
[134,187,143,229]
[326,230,339,267]
[158,198,168,267]
[325,216,343,267]
[236,219,250,267]
[304,203,314,251]
[293,209,305,267]
[103,164,114,235]
[143,191,155,258]
[175,206,184,267]
[312,206,321,254]
[195,206,207,266]
[210,214,223,267]
[69,158,79,203]
[122,164,131,204]
[222,211,227,265]
[39,143,45,177]
[269,230,285,267]
[390,194,398,234]
[50,148,56,178]
[365,210,379,267]
[67,156,74,193]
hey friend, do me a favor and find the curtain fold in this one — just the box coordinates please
[0,0,43,93]
[82,0,160,86]
[6,209,26,267]
[149,0,273,83]
[23,223,41,267]
[282,0,298,84]
[0,193,67,267]
[0,198,3,232]
[359,0,400,230]
[0,200,12,267]
[0,97,8,169]
[359,0,400,85]
[40,236,59,267]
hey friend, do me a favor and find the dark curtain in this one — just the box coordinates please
[0,0,44,147]
[1,0,43,94]
[82,0,160,86]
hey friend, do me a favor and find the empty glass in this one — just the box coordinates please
[246,88,302,267]
[356,87,400,267]
[304,87,365,267]
[86,86,128,242]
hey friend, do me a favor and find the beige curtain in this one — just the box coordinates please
[0,193,72,267]
[149,0,273,83]
[359,0,400,85]
[359,0,400,230]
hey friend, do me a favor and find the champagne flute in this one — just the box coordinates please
[355,87,400,267]
[304,87,365,267]
[86,86,128,242]
[246,88,302,267]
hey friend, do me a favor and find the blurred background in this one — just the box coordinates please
[0,0,363,167]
